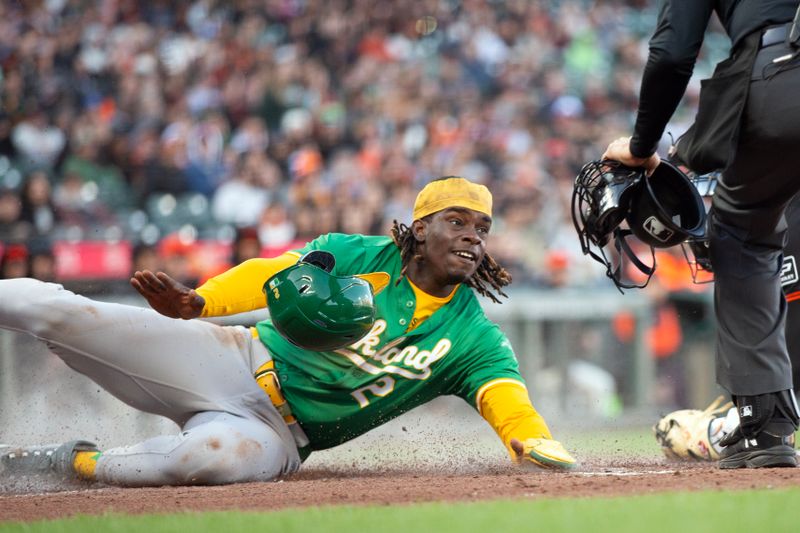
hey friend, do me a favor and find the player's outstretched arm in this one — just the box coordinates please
[479,382,577,470]
[130,270,206,319]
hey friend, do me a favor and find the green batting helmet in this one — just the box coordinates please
[264,252,377,351]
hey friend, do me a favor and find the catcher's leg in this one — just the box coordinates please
[0,279,301,484]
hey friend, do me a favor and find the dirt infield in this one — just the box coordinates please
[2,460,800,523]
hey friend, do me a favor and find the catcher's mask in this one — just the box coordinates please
[264,250,378,351]
[572,160,706,291]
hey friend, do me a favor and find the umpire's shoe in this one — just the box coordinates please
[718,428,797,469]
[0,440,97,478]
[718,391,798,469]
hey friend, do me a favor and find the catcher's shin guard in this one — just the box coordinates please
[0,440,98,478]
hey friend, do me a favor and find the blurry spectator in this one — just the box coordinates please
[61,128,132,213]
[183,112,229,196]
[52,170,92,225]
[128,126,187,207]
[27,241,57,282]
[293,204,318,241]
[257,202,296,249]
[11,110,66,170]
[231,226,263,265]
[312,205,339,236]
[542,250,572,289]
[211,151,281,227]
[613,276,686,408]
[131,243,163,275]
[196,226,265,285]
[287,145,325,207]
[280,108,315,150]
[229,116,270,156]
[0,0,716,291]
[315,102,353,159]
[0,113,16,159]
[0,244,30,279]
[158,234,199,288]
[0,189,26,241]
[19,170,58,235]
[340,203,375,235]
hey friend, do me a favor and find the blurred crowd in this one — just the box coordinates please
[0,0,728,287]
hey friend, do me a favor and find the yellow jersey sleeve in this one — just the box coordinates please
[478,381,553,459]
[197,252,300,317]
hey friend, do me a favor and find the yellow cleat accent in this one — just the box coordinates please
[73,450,101,480]
[520,438,577,470]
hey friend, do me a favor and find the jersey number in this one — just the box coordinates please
[351,377,396,408]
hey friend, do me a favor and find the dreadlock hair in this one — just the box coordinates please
[390,218,512,304]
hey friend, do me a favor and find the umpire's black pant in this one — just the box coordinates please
[710,33,800,395]
[782,195,800,391]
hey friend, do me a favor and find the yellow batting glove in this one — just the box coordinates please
[511,438,577,470]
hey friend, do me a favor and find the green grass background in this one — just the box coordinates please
[2,488,797,533]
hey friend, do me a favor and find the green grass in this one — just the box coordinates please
[566,426,661,457]
[3,488,798,533]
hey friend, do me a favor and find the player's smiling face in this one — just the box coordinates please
[408,206,491,296]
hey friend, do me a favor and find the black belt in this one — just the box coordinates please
[761,24,791,48]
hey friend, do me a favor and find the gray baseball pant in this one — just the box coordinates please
[0,278,301,486]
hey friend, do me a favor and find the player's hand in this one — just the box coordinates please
[130,270,205,319]
[602,136,661,174]
[510,438,577,470]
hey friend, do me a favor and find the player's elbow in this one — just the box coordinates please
[647,45,695,78]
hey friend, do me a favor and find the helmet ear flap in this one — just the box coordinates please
[300,250,336,272]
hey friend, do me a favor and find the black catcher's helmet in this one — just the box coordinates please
[572,159,707,291]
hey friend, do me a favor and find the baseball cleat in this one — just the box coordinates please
[718,430,797,469]
[0,440,98,478]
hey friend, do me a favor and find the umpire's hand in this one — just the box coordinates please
[602,136,661,174]
[130,270,206,319]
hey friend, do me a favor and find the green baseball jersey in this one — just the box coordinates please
[255,233,524,451]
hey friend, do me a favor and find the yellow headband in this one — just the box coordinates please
[412,177,493,221]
